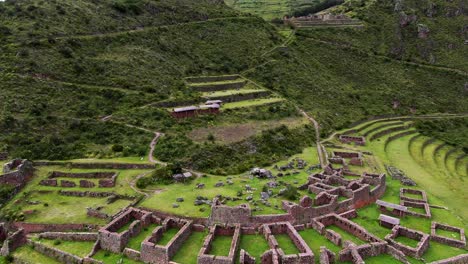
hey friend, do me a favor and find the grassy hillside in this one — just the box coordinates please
[302,0,467,71]
[246,35,468,135]
[0,0,466,167]
[415,118,468,152]
[224,0,328,21]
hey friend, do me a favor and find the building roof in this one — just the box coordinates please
[376,200,408,211]
[206,100,223,104]
[379,214,400,225]
[173,106,198,113]
[199,104,220,109]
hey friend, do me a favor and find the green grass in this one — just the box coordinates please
[436,228,461,240]
[1,165,149,224]
[210,235,233,256]
[394,235,420,248]
[237,234,270,262]
[364,254,407,264]
[92,250,141,264]
[327,225,366,246]
[126,224,160,251]
[204,88,268,98]
[274,234,300,255]
[32,238,95,257]
[299,228,341,263]
[172,231,208,264]
[116,220,136,233]
[141,146,320,217]
[223,98,285,109]
[13,245,61,264]
[157,228,180,246]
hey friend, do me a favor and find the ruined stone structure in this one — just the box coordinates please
[338,135,366,146]
[0,223,26,256]
[284,13,362,28]
[261,222,314,263]
[98,208,155,253]
[430,222,466,249]
[198,224,240,264]
[40,171,118,188]
[140,218,193,264]
[385,225,430,258]
[0,159,33,187]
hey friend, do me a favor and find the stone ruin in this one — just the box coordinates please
[0,223,26,256]
[198,224,240,264]
[0,159,33,187]
[140,218,193,264]
[40,171,118,188]
[261,222,314,263]
[98,207,154,253]
[284,13,362,28]
[338,135,366,146]
[329,151,364,167]
[386,165,416,186]
[400,188,431,218]
[385,225,430,258]
[430,222,466,249]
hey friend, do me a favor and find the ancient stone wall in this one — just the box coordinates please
[28,240,83,264]
[33,161,155,169]
[428,254,468,264]
[0,227,26,256]
[186,75,239,83]
[140,218,192,264]
[13,222,98,234]
[38,232,98,241]
[207,90,271,103]
[385,226,430,258]
[430,222,466,248]
[198,224,240,264]
[190,81,246,92]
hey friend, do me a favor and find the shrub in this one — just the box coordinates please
[281,185,299,200]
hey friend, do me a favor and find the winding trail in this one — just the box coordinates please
[298,108,326,168]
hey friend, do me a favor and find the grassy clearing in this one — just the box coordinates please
[141,147,320,217]
[299,228,341,262]
[32,237,94,257]
[187,117,308,144]
[237,234,270,262]
[92,250,141,264]
[436,228,461,240]
[223,98,285,109]
[172,231,207,264]
[364,254,406,264]
[1,165,149,224]
[210,235,233,256]
[394,235,420,248]
[157,228,180,246]
[13,245,61,264]
[274,234,300,255]
[126,224,160,251]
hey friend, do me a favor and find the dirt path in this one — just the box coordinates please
[148,132,165,165]
[129,171,152,197]
[298,108,327,167]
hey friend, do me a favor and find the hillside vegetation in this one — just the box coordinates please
[0,0,466,171]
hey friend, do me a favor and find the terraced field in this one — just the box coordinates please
[225,0,324,20]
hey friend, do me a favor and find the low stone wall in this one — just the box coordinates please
[13,223,98,234]
[190,81,246,92]
[186,75,239,83]
[49,171,116,179]
[28,240,82,264]
[428,254,468,264]
[370,125,411,141]
[87,208,111,220]
[33,161,155,170]
[38,232,98,241]
[206,90,271,103]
